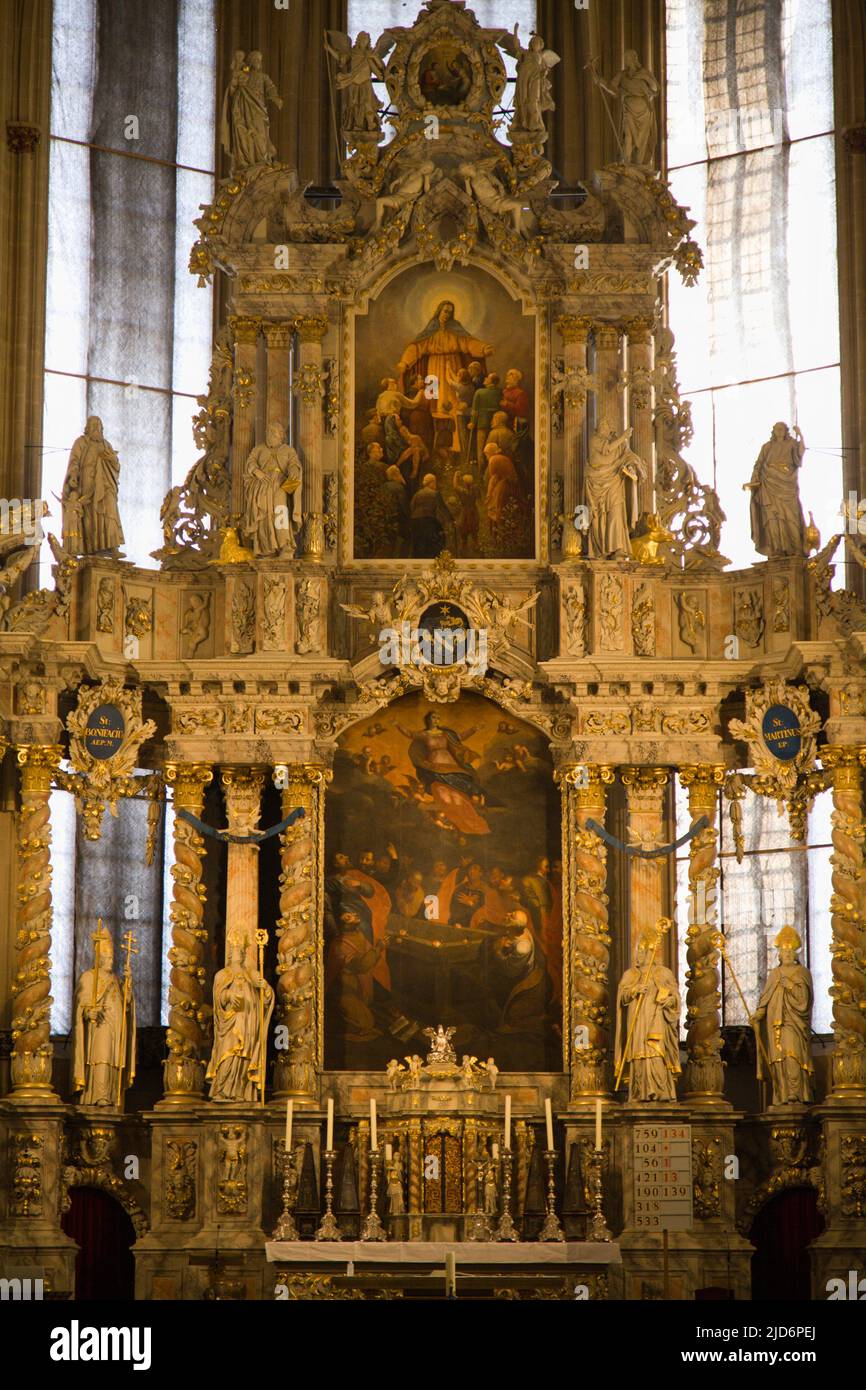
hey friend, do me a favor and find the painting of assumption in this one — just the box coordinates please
[324,693,562,1071]
[353,264,536,561]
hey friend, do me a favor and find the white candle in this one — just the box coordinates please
[504,1094,511,1151]
[545,1097,554,1151]
[285,1098,293,1150]
[370,1097,378,1150]
[492,1142,500,1160]
[326,1097,334,1151]
[445,1251,456,1297]
[385,1142,392,1162]
[595,1098,602,1151]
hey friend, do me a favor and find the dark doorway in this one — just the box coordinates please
[61,1187,136,1300]
[750,1187,824,1300]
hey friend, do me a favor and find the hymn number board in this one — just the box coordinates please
[633,1124,693,1231]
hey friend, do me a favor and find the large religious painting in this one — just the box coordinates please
[324,693,562,1072]
[352,264,536,561]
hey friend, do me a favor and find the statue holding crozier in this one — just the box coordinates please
[207,932,274,1103]
[72,922,136,1107]
[614,923,681,1102]
[753,925,814,1105]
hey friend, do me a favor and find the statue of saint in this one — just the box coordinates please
[615,932,681,1102]
[220,50,283,171]
[753,925,814,1105]
[502,29,560,137]
[386,1149,405,1215]
[72,927,135,1107]
[585,421,644,559]
[241,424,301,557]
[744,422,807,558]
[62,416,125,555]
[207,934,274,1103]
[590,51,659,165]
[324,31,391,133]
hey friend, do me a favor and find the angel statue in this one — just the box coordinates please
[424,1024,457,1065]
[500,27,560,138]
[340,589,395,637]
[459,159,527,237]
[324,30,396,135]
[0,544,38,629]
[483,588,538,639]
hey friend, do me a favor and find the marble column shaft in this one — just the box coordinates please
[163,762,213,1101]
[556,315,592,557]
[10,743,62,1098]
[621,766,671,965]
[264,322,292,434]
[823,746,866,1098]
[625,317,655,515]
[592,322,623,431]
[229,315,261,517]
[220,766,266,961]
[679,765,726,1103]
[293,314,328,559]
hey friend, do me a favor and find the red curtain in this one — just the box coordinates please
[750,1187,824,1301]
[61,1187,136,1301]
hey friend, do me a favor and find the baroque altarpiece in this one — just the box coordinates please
[1,2,865,1301]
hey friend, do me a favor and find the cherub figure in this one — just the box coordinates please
[386,1058,405,1091]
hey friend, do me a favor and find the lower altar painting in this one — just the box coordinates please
[324,692,561,1071]
[352,264,536,560]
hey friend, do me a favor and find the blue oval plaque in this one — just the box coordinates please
[761,704,802,762]
[84,703,126,761]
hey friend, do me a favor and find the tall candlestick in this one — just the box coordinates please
[504,1094,511,1150]
[285,1098,293,1150]
[370,1096,378,1150]
[385,1141,392,1162]
[595,1097,602,1151]
[326,1097,334,1151]
[545,1097,554,1152]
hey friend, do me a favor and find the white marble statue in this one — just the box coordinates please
[220,50,283,170]
[460,159,527,236]
[324,30,391,133]
[753,926,814,1105]
[502,28,560,136]
[72,927,135,1107]
[591,51,660,165]
[615,932,681,1102]
[743,422,807,558]
[241,424,301,557]
[206,934,274,1103]
[374,161,437,229]
[62,416,125,555]
[584,420,644,559]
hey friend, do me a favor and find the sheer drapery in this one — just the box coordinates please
[42,0,216,574]
[675,781,833,1036]
[666,0,841,572]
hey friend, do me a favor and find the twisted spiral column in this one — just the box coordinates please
[559,763,615,1100]
[824,747,866,1098]
[11,744,62,1098]
[163,762,213,1101]
[273,766,329,1099]
[679,765,727,1104]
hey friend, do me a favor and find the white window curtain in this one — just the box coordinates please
[666,0,841,571]
[42,0,216,574]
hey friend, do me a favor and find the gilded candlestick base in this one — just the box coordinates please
[495,1149,519,1242]
[361,1147,387,1242]
[467,1211,492,1241]
[272,1144,299,1241]
[315,1148,342,1242]
[588,1150,612,1243]
[539,1149,564,1242]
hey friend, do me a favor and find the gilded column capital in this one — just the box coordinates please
[164,762,213,807]
[593,322,621,350]
[277,763,332,810]
[220,765,266,835]
[6,122,41,154]
[16,744,63,791]
[823,745,865,785]
[293,314,329,344]
[263,322,293,349]
[679,765,726,811]
[556,314,592,345]
[229,315,261,344]
[624,317,654,344]
[621,765,669,794]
